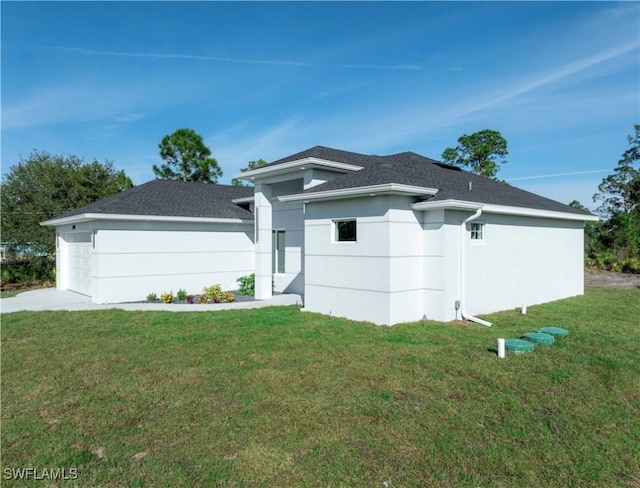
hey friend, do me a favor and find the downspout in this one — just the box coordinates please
[459,208,492,327]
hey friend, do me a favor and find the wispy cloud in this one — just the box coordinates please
[464,40,639,114]
[321,36,639,152]
[100,113,145,134]
[338,63,422,71]
[9,43,424,72]
[36,45,312,67]
[211,118,302,176]
[507,169,610,182]
[517,178,604,210]
[2,79,157,131]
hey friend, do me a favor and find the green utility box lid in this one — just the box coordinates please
[538,327,569,337]
[505,339,534,354]
[522,332,555,345]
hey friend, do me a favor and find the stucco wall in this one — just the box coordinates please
[463,213,584,316]
[270,179,305,295]
[56,220,254,304]
[419,209,463,322]
[305,200,586,325]
[304,195,428,325]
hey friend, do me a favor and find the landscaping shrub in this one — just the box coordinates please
[237,273,255,296]
[621,257,640,273]
[146,293,158,302]
[176,288,188,301]
[202,284,224,303]
[198,294,208,304]
[186,295,195,304]
[223,292,235,303]
[0,256,55,289]
[160,292,174,304]
[586,252,640,274]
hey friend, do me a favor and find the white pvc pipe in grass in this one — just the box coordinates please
[497,338,506,358]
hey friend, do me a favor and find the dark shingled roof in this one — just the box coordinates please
[298,150,590,216]
[53,180,255,220]
[268,145,387,168]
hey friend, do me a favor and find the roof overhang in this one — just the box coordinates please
[278,184,439,203]
[411,199,600,221]
[40,213,254,227]
[231,195,255,204]
[232,157,363,181]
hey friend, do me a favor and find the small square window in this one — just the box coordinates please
[470,222,484,240]
[334,220,357,242]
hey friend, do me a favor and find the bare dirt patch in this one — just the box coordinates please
[585,270,640,289]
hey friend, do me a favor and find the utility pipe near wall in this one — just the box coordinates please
[459,208,493,327]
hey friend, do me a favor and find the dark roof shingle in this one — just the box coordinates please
[268,145,386,168]
[298,150,590,216]
[53,180,254,220]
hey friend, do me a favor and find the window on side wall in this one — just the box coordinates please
[470,222,484,241]
[272,230,285,274]
[334,219,357,242]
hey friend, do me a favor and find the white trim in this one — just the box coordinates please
[232,157,364,181]
[272,229,285,275]
[231,196,255,204]
[482,203,599,221]
[411,199,482,211]
[411,199,599,222]
[278,183,439,203]
[40,213,254,227]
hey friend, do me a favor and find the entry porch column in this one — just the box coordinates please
[254,183,273,300]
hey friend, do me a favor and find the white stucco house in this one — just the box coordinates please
[42,146,598,325]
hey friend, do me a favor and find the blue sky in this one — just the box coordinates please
[2,1,638,210]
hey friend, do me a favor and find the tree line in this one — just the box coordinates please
[572,125,640,272]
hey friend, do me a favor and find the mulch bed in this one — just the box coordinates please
[145,291,255,305]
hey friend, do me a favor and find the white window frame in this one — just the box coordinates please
[272,229,285,274]
[332,219,357,243]
[255,208,259,243]
[470,222,485,242]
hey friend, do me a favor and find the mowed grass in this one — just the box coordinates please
[2,288,639,487]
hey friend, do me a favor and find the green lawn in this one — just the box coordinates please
[2,288,639,487]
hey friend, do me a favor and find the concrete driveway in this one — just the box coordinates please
[0,288,302,313]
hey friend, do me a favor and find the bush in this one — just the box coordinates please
[586,252,640,274]
[198,294,208,304]
[621,257,640,273]
[223,292,235,303]
[146,293,158,302]
[160,292,174,304]
[176,288,188,301]
[237,273,255,296]
[203,284,224,303]
[186,295,195,304]
[0,256,55,288]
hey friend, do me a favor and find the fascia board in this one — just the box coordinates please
[481,203,600,221]
[40,213,254,227]
[278,184,439,202]
[411,199,599,221]
[411,199,482,211]
[231,196,255,204]
[232,157,363,180]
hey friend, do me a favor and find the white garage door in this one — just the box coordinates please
[65,232,92,296]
